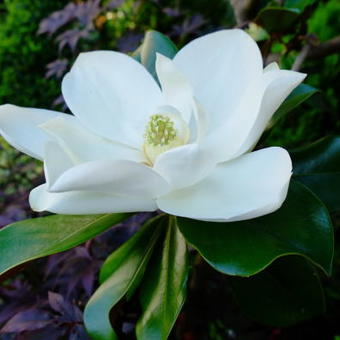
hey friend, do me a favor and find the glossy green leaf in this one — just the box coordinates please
[0,213,129,277]
[255,7,301,33]
[284,0,317,11]
[269,84,318,129]
[140,30,178,81]
[177,181,333,277]
[84,215,165,340]
[291,136,340,213]
[136,216,189,340]
[231,256,325,326]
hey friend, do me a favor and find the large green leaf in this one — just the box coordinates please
[269,84,318,129]
[177,181,333,277]
[84,215,165,340]
[255,7,301,33]
[291,136,340,213]
[140,30,178,81]
[0,213,129,277]
[231,256,325,326]
[284,0,317,11]
[136,216,189,340]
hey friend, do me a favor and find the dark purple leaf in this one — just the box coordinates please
[163,7,182,17]
[1,309,51,333]
[117,32,143,52]
[48,291,65,315]
[56,28,91,51]
[38,3,78,35]
[106,0,125,9]
[75,0,102,27]
[45,59,68,79]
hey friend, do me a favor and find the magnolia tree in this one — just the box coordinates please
[0,26,338,340]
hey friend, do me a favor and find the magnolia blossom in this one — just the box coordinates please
[0,29,305,222]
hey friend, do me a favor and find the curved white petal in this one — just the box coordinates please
[44,141,75,188]
[40,116,144,164]
[173,29,263,133]
[50,160,170,199]
[155,53,194,123]
[157,147,292,221]
[198,68,305,163]
[29,184,157,214]
[264,62,280,72]
[153,143,216,189]
[62,51,163,148]
[236,69,306,155]
[0,104,65,160]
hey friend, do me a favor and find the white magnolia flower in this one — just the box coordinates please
[0,29,305,222]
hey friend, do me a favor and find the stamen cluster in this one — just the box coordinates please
[145,114,176,146]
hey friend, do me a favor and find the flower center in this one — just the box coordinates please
[143,113,189,165]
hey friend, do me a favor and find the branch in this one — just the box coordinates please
[230,0,261,24]
[306,35,340,59]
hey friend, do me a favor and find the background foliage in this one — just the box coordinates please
[0,0,339,339]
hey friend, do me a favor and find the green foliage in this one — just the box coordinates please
[84,216,169,340]
[0,0,64,108]
[139,30,178,81]
[177,181,333,276]
[231,256,325,326]
[291,136,340,213]
[136,216,189,340]
[0,213,129,276]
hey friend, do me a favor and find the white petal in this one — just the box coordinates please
[0,104,65,160]
[264,62,280,72]
[237,69,306,155]
[155,53,194,123]
[44,141,75,188]
[198,68,305,163]
[153,143,216,189]
[29,184,157,214]
[173,29,263,132]
[157,147,292,221]
[40,116,144,164]
[62,51,163,148]
[50,160,170,199]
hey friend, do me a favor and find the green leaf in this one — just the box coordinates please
[177,181,333,277]
[140,30,178,81]
[269,84,318,129]
[291,136,340,213]
[284,0,317,11]
[255,7,301,33]
[0,213,129,277]
[136,216,189,340]
[231,256,325,326]
[84,215,165,340]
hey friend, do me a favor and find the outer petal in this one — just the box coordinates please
[155,53,194,123]
[62,51,163,148]
[173,29,263,132]
[43,141,75,188]
[157,147,292,221]
[236,69,306,156]
[29,184,157,214]
[40,116,144,164]
[198,69,305,163]
[153,143,215,189]
[50,160,170,199]
[0,104,65,160]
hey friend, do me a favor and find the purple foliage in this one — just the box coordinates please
[171,14,206,37]
[38,3,78,36]
[106,0,125,10]
[117,32,144,52]
[0,209,154,339]
[45,59,68,79]
[56,28,92,51]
